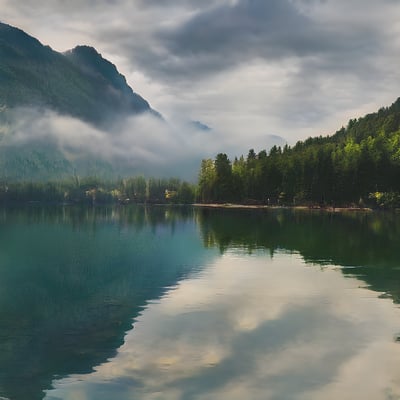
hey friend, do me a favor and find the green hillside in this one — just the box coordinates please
[0,21,152,124]
[198,98,400,207]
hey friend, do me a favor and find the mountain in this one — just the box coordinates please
[190,120,212,131]
[0,21,154,124]
[0,22,167,181]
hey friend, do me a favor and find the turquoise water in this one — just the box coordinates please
[1,206,400,400]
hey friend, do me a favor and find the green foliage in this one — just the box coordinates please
[368,192,400,209]
[123,176,147,202]
[198,159,216,203]
[197,98,400,208]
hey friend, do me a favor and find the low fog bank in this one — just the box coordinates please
[0,107,286,181]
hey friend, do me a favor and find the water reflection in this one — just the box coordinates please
[1,206,400,399]
[197,208,400,303]
[0,205,216,400]
[46,252,400,400]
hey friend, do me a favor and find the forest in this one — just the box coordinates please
[0,176,196,205]
[198,98,400,208]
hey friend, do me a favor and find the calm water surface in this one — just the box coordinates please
[0,206,400,400]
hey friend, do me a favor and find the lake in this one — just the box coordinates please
[0,206,400,400]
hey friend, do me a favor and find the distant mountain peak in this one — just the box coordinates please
[65,45,107,65]
[69,44,99,55]
[190,120,212,131]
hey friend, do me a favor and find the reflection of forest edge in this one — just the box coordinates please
[196,207,400,304]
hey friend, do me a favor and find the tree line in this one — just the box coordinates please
[0,176,196,205]
[198,98,400,208]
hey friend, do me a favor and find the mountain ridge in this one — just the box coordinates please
[0,21,155,125]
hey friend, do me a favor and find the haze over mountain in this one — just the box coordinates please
[0,21,219,180]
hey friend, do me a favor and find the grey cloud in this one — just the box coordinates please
[136,0,219,9]
[2,0,116,13]
[163,0,310,56]
[2,0,399,83]
[125,0,394,138]
[109,0,385,82]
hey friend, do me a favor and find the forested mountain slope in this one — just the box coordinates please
[198,98,400,207]
[0,21,153,124]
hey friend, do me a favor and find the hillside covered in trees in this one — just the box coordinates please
[0,22,153,125]
[198,98,400,208]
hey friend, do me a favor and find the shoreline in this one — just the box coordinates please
[192,203,374,212]
[0,202,382,213]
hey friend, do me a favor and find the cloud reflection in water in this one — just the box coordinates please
[45,251,400,400]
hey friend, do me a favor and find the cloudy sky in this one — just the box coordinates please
[2,0,400,156]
